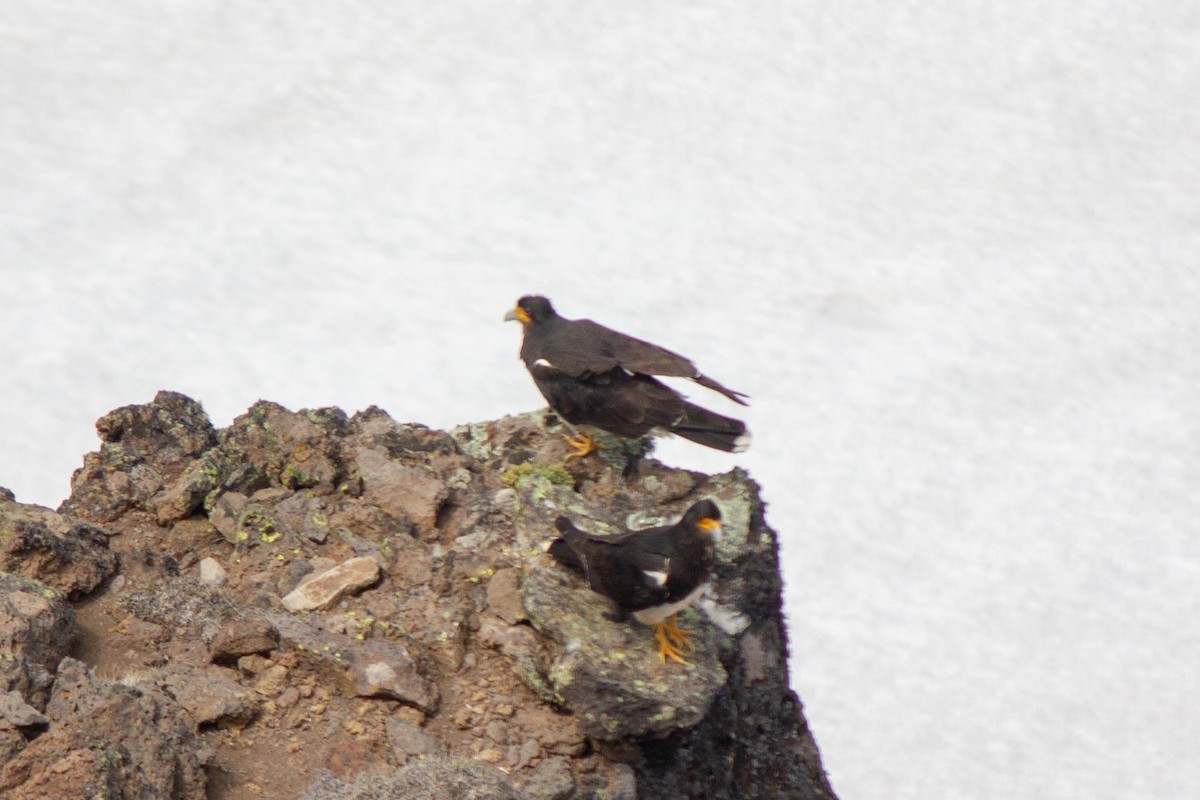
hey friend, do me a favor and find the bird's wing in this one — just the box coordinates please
[539,320,749,405]
[526,319,689,377]
[553,518,672,604]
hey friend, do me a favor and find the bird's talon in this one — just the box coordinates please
[563,433,599,459]
[655,624,689,664]
[659,613,695,653]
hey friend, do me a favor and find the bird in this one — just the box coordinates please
[545,499,721,664]
[504,295,750,458]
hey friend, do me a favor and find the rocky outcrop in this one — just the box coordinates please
[0,658,210,799]
[0,391,837,799]
[0,493,115,598]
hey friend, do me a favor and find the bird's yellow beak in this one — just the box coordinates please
[697,518,721,532]
[504,306,531,324]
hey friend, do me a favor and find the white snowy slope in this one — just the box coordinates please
[2,3,1198,799]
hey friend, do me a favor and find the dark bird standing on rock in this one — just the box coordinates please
[504,295,750,458]
[546,499,722,664]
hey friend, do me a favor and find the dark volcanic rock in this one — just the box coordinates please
[0,658,210,799]
[6,392,836,799]
[0,573,75,709]
[61,390,217,523]
[0,497,116,598]
[459,416,837,799]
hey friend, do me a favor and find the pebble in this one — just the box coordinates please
[198,557,227,585]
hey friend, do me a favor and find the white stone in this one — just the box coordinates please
[198,557,227,586]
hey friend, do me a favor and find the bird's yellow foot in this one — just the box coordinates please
[563,432,600,459]
[653,614,695,664]
[661,612,695,651]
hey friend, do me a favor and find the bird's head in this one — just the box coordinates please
[504,295,556,325]
[683,499,722,538]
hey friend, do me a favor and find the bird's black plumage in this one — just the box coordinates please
[505,296,750,454]
[547,499,722,663]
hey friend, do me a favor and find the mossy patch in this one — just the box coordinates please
[501,462,575,490]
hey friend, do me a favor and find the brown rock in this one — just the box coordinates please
[31,398,838,800]
[253,664,290,697]
[0,691,47,729]
[155,451,223,524]
[60,390,217,523]
[353,448,448,533]
[208,491,249,544]
[146,662,259,728]
[351,641,439,713]
[0,658,209,799]
[0,574,75,709]
[0,500,115,599]
[210,618,279,663]
[281,556,381,612]
[486,567,526,624]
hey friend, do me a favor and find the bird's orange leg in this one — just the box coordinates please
[652,614,695,664]
[563,431,600,459]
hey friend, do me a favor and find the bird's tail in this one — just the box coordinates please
[669,402,751,453]
[694,372,750,406]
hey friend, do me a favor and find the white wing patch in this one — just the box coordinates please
[642,568,669,587]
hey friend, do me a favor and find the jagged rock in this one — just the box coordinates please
[0,691,48,729]
[155,449,224,523]
[273,491,334,543]
[61,390,217,522]
[208,490,249,543]
[218,401,349,494]
[0,658,209,799]
[0,573,75,709]
[281,556,381,612]
[0,497,115,598]
[210,618,278,663]
[4,394,836,799]
[352,641,439,712]
[141,662,260,728]
[351,448,448,537]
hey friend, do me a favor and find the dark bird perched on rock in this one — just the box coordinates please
[504,295,750,458]
[546,499,721,664]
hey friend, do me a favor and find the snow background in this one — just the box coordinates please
[2,2,1198,798]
